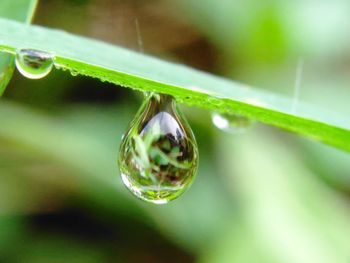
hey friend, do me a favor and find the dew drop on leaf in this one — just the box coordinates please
[70,69,78,76]
[212,112,253,134]
[15,49,53,79]
[118,93,199,204]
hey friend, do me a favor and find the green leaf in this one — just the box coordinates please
[0,17,349,151]
[0,0,38,96]
[0,0,38,23]
[0,54,15,96]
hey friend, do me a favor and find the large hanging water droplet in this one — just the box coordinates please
[212,112,253,134]
[118,93,199,204]
[15,49,53,79]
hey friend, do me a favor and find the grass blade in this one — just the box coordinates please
[0,17,349,151]
[0,0,38,96]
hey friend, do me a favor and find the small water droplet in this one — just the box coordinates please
[15,49,53,79]
[70,69,78,76]
[118,93,199,204]
[208,96,224,107]
[212,112,253,134]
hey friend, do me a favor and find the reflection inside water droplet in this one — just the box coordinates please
[212,112,253,134]
[118,93,199,204]
[15,49,53,79]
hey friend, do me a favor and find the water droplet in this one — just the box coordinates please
[212,112,253,134]
[208,96,224,107]
[118,93,198,204]
[70,69,78,76]
[15,49,53,79]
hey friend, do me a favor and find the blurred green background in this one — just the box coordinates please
[1,0,350,262]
